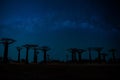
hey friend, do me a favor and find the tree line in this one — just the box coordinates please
[0,38,119,64]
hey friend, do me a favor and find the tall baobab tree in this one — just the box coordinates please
[109,48,116,63]
[77,49,86,63]
[39,46,50,63]
[0,38,16,63]
[66,53,69,62]
[47,54,50,62]
[32,47,40,64]
[101,53,107,64]
[93,47,103,64]
[34,51,39,64]
[23,44,38,64]
[88,48,92,64]
[16,47,22,63]
[67,48,78,63]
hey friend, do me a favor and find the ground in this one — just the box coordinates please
[0,64,120,80]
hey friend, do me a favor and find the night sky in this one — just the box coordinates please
[0,0,120,62]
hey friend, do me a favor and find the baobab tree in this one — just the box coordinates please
[101,53,107,64]
[32,47,40,64]
[66,53,69,62]
[67,48,78,63]
[93,47,103,64]
[39,46,50,63]
[47,54,50,62]
[77,49,86,63]
[0,38,16,63]
[88,48,92,64]
[23,44,38,64]
[34,51,39,64]
[16,47,22,63]
[109,48,116,63]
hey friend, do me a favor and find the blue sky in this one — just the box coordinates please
[0,0,120,62]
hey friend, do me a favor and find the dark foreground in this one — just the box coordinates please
[0,64,120,80]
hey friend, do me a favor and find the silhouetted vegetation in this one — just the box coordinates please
[109,48,116,64]
[101,53,107,64]
[39,46,51,63]
[77,49,86,63]
[0,38,120,64]
[0,38,120,80]
[67,48,78,63]
[0,38,16,63]
[16,47,22,63]
[88,48,92,64]
[22,44,38,64]
[93,47,103,64]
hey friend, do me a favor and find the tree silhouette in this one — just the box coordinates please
[34,51,39,64]
[23,44,38,64]
[16,47,22,63]
[67,48,78,63]
[47,54,50,62]
[77,49,86,63]
[101,53,107,64]
[66,53,69,62]
[39,46,50,63]
[88,48,92,64]
[0,38,16,63]
[32,47,39,64]
[93,47,103,64]
[109,48,116,63]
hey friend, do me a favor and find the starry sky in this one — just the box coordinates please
[0,0,120,62]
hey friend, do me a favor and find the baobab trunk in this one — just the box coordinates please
[18,50,20,63]
[109,49,116,64]
[26,48,29,64]
[72,52,74,62]
[103,55,106,63]
[3,42,9,63]
[34,53,37,63]
[66,54,68,62]
[74,53,77,62]
[78,53,82,63]
[47,54,50,62]
[34,49,37,63]
[112,52,116,63]
[72,52,76,63]
[35,54,37,63]
[44,51,47,63]
[98,51,101,64]
[88,48,92,64]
